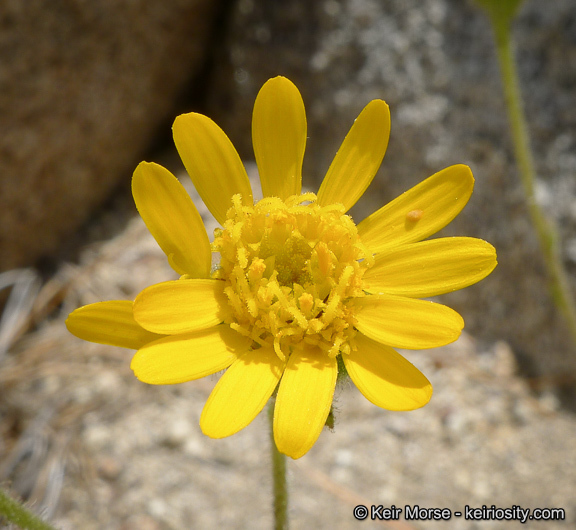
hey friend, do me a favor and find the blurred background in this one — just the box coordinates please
[1,0,575,528]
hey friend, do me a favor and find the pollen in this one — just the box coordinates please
[211,193,373,360]
[406,209,424,222]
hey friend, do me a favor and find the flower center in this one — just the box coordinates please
[211,193,373,361]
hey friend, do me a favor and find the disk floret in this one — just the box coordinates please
[212,193,373,360]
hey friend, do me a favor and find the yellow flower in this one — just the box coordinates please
[66,77,497,459]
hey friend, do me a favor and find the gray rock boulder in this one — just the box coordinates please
[205,0,576,398]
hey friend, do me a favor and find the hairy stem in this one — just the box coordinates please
[490,13,576,346]
[268,400,288,530]
[0,488,57,530]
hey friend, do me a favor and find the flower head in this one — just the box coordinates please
[67,77,497,459]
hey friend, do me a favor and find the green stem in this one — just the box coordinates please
[490,14,576,346]
[0,488,57,530]
[268,400,288,530]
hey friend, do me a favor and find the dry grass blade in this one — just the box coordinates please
[0,268,42,362]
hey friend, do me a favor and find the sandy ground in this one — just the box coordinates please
[1,174,575,529]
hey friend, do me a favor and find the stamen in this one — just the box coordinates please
[298,292,314,316]
[212,192,371,361]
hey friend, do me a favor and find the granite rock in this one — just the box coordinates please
[205,0,576,397]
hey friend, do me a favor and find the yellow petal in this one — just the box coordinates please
[357,164,474,252]
[130,324,251,385]
[173,112,253,225]
[317,99,390,212]
[273,348,337,459]
[133,279,231,334]
[252,76,306,199]
[364,237,498,297]
[66,300,164,349]
[200,346,285,438]
[132,162,211,278]
[343,333,432,411]
[354,294,464,349]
